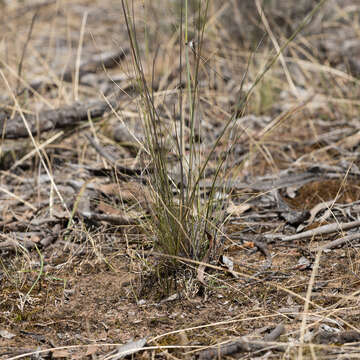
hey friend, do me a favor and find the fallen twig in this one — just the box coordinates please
[316,233,360,251]
[1,96,119,139]
[79,211,141,225]
[198,324,285,360]
[265,219,360,242]
[85,133,116,165]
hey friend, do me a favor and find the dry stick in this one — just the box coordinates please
[84,133,116,165]
[198,323,285,360]
[1,97,117,139]
[79,211,140,226]
[265,219,360,242]
[317,233,360,251]
[62,49,128,83]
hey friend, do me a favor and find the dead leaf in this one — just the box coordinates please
[243,241,255,248]
[30,234,41,243]
[0,329,16,339]
[52,350,71,358]
[97,201,124,216]
[95,182,153,210]
[338,131,360,149]
[197,264,207,285]
[226,201,251,216]
[85,345,98,356]
[220,255,238,278]
[95,182,119,196]
[113,337,147,359]
[295,256,312,270]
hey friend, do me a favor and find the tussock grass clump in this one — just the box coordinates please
[120,0,328,294]
[121,0,224,281]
